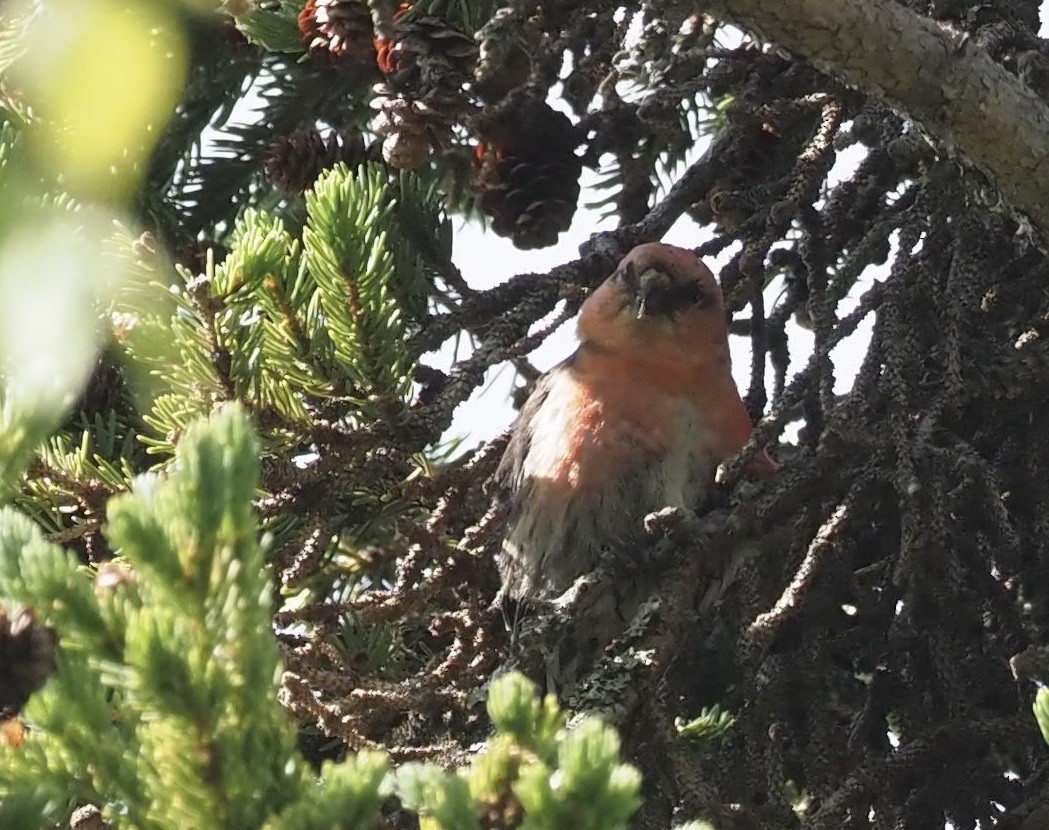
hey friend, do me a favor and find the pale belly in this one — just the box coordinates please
[500,376,719,599]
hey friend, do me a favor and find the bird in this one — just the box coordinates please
[492,242,776,611]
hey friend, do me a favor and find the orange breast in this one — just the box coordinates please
[563,383,678,484]
[521,357,695,494]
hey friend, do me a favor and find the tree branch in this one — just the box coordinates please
[701,0,1049,246]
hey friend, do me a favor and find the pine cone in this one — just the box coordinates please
[373,11,477,168]
[374,96,462,168]
[298,0,376,70]
[473,8,535,103]
[377,13,476,92]
[0,606,57,719]
[688,119,801,233]
[70,805,107,830]
[264,129,370,194]
[475,97,582,250]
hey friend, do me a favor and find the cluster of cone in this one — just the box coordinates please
[268,0,582,249]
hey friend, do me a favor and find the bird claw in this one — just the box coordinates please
[643,505,689,538]
[552,572,600,614]
[643,505,704,545]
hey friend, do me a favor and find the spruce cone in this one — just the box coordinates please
[376,13,476,91]
[373,12,477,168]
[374,98,456,169]
[475,97,582,249]
[264,129,370,194]
[70,805,107,830]
[0,606,57,719]
[473,8,534,103]
[689,122,785,233]
[298,0,376,70]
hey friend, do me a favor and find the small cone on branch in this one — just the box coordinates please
[373,7,477,168]
[473,8,537,102]
[264,129,371,194]
[375,96,465,168]
[688,121,785,233]
[377,108,436,169]
[474,96,583,249]
[375,11,477,89]
[0,606,57,719]
[70,805,107,830]
[298,0,377,71]
[1,718,24,747]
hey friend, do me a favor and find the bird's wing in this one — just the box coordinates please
[491,355,573,502]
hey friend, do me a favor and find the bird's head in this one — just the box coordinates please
[577,243,728,361]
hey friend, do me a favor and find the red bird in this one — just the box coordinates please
[494,242,775,606]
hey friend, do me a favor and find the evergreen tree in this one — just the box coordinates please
[1,1,1049,828]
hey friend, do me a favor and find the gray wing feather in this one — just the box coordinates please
[491,355,575,503]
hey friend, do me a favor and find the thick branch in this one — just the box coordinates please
[702,0,1049,245]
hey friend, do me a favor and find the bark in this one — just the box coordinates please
[701,0,1049,246]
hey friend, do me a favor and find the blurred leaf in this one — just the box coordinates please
[0,207,134,487]
[1034,686,1049,746]
[15,0,187,201]
[396,763,480,830]
[0,2,37,76]
[487,672,564,760]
